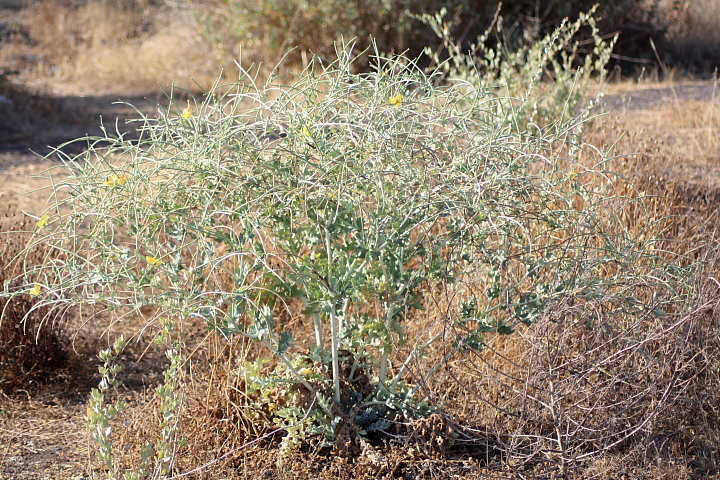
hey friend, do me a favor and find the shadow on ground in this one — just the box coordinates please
[0,73,166,156]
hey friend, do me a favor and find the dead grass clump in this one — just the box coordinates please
[619,98,720,167]
[650,245,720,469]
[15,0,157,68]
[584,106,718,266]
[428,264,718,478]
[59,19,222,95]
[0,211,67,388]
[581,448,694,480]
[411,106,720,478]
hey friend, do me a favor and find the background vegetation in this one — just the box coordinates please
[1,0,719,97]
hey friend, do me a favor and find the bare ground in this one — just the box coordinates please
[602,78,719,112]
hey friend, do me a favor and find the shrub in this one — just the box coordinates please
[194,0,439,68]
[0,18,692,477]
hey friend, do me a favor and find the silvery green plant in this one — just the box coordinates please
[85,332,182,478]
[153,342,185,476]
[420,6,616,132]
[2,34,680,464]
[87,336,127,478]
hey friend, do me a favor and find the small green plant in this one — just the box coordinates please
[87,336,128,478]
[86,331,184,478]
[153,341,185,475]
[0,19,686,473]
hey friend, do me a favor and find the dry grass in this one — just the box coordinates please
[0,211,67,387]
[621,99,720,167]
[2,1,223,96]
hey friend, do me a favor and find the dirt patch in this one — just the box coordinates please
[603,79,719,112]
[0,395,87,480]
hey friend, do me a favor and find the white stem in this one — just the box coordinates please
[338,297,350,335]
[390,331,443,391]
[324,228,341,404]
[330,302,341,404]
[378,300,395,391]
[378,353,388,391]
[312,311,323,350]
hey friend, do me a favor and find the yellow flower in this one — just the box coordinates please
[36,214,50,229]
[145,255,163,266]
[104,173,127,188]
[29,284,41,296]
[298,367,313,376]
[301,126,311,137]
[388,94,403,107]
[181,101,193,119]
